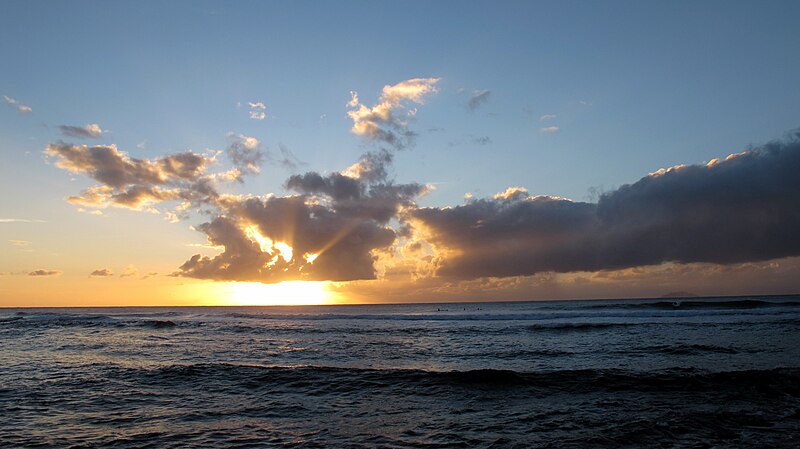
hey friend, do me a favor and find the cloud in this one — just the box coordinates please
[539,126,560,134]
[9,240,30,246]
[3,95,32,114]
[269,143,306,172]
[46,81,798,292]
[176,149,429,283]
[540,114,557,121]
[90,268,113,277]
[226,133,264,179]
[467,90,491,111]
[347,78,439,150]
[120,265,139,278]
[58,123,105,139]
[248,101,266,120]
[0,218,46,223]
[411,132,800,279]
[46,81,436,285]
[448,135,493,147]
[45,143,218,212]
[175,197,398,283]
[28,269,61,276]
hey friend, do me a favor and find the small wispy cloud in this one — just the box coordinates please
[90,268,114,277]
[28,269,61,277]
[3,95,32,114]
[248,101,266,120]
[540,114,557,121]
[120,265,139,278]
[539,126,560,134]
[59,123,105,139]
[448,135,493,147]
[467,90,491,111]
[77,208,103,216]
[9,240,31,246]
[0,218,46,223]
[270,143,306,172]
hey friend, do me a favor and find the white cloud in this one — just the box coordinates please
[0,218,46,223]
[539,126,560,134]
[3,95,32,114]
[347,78,439,149]
[248,101,266,120]
[540,114,557,121]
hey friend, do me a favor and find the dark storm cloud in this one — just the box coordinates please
[412,133,800,279]
[467,90,491,111]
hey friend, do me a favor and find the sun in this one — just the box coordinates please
[226,281,335,306]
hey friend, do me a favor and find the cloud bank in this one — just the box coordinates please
[412,132,800,279]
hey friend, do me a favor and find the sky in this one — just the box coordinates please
[1,0,799,307]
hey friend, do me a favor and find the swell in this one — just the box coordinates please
[631,344,744,355]
[98,363,800,396]
[584,299,800,310]
[0,314,179,329]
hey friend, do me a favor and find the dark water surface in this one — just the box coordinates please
[1,296,799,448]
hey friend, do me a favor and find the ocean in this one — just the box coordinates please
[1,296,799,448]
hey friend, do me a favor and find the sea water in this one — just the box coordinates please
[1,296,799,447]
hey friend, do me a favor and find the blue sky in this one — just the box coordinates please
[4,1,799,201]
[2,1,799,305]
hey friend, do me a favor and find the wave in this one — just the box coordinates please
[526,322,639,332]
[585,298,800,310]
[104,363,800,396]
[632,344,743,355]
[0,313,181,330]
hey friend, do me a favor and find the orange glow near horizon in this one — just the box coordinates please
[225,280,337,306]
